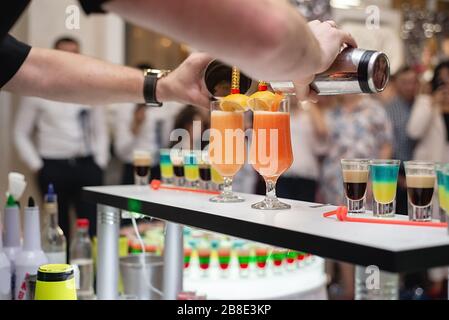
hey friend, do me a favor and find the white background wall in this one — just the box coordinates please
[28,0,124,63]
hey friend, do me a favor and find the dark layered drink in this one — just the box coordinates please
[405,161,436,221]
[199,150,212,190]
[133,150,151,185]
[170,149,185,186]
[134,164,149,178]
[341,159,370,214]
[199,165,211,182]
[343,170,369,201]
[173,164,184,178]
[407,175,435,207]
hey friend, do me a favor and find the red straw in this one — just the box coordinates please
[150,179,220,195]
[323,206,448,228]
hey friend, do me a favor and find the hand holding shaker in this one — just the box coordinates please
[204,48,390,97]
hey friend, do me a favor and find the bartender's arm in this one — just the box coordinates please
[1,0,355,105]
[101,0,355,83]
[2,35,211,108]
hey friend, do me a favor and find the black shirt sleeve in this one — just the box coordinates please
[79,0,110,14]
[0,1,31,41]
[0,34,31,88]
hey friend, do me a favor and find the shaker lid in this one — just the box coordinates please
[358,51,390,93]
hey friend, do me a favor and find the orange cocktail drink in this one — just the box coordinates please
[209,100,246,203]
[249,97,293,210]
[209,111,245,177]
[250,111,293,179]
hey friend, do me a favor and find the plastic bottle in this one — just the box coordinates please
[41,184,67,264]
[0,218,11,300]
[70,219,94,300]
[15,197,48,300]
[3,195,22,298]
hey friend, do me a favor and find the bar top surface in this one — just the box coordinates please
[84,185,449,272]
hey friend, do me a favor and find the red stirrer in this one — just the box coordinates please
[323,206,447,228]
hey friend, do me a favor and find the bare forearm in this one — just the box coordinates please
[105,0,322,80]
[5,47,145,104]
[5,47,207,107]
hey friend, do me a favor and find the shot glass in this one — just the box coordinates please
[404,161,436,222]
[197,247,211,277]
[159,149,174,184]
[217,245,232,277]
[170,149,185,187]
[184,247,192,270]
[133,150,151,185]
[297,251,307,267]
[184,150,201,188]
[443,166,449,233]
[285,250,298,271]
[370,160,400,217]
[237,245,251,277]
[211,167,224,191]
[199,150,212,190]
[436,163,447,223]
[271,247,286,273]
[341,159,370,214]
[255,246,269,276]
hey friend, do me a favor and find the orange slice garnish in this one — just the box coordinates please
[247,91,275,111]
[270,93,284,112]
[248,91,285,112]
[219,94,248,111]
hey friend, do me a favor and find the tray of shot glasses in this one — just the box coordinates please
[341,159,448,224]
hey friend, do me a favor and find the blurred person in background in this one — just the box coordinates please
[376,74,397,106]
[276,97,327,202]
[14,37,109,240]
[418,38,439,82]
[407,61,449,164]
[114,64,184,185]
[438,35,449,62]
[320,95,393,207]
[385,67,420,216]
[319,95,392,300]
[170,105,209,150]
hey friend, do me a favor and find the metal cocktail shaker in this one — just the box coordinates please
[203,60,254,98]
[203,48,390,97]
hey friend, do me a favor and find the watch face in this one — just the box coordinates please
[148,69,170,79]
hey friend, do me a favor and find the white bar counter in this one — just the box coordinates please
[84,185,449,273]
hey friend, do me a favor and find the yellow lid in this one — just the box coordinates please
[38,264,73,273]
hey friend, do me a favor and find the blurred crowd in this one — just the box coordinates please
[12,35,449,299]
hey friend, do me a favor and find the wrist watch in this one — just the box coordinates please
[143,69,171,107]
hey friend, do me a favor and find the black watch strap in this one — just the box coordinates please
[143,73,163,107]
[79,0,110,14]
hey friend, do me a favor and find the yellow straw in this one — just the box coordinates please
[231,66,240,94]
